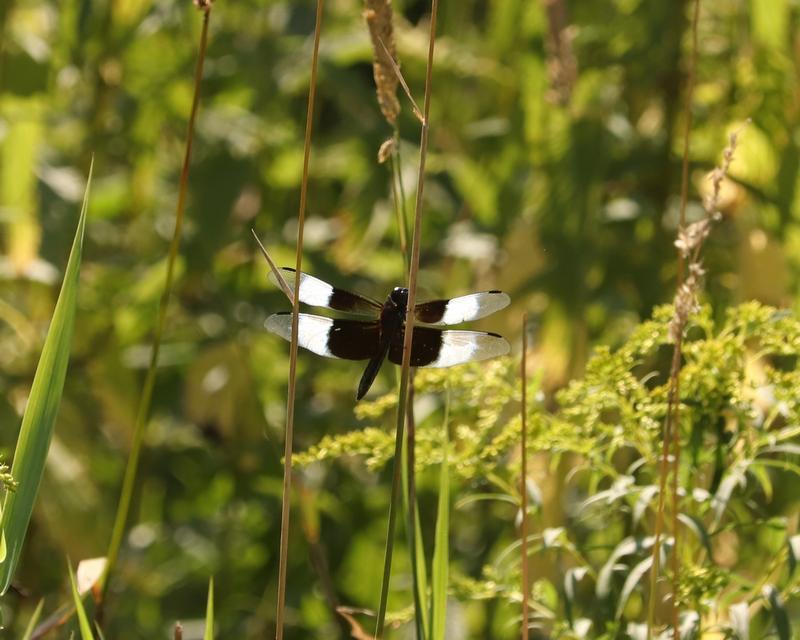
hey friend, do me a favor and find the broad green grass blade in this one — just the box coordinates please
[431,392,450,640]
[0,162,92,594]
[68,561,95,640]
[21,599,44,640]
[204,577,214,640]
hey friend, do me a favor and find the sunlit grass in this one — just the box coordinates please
[68,560,95,640]
[0,161,91,594]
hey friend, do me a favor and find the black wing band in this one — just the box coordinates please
[269,268,382,316]
[415,291,510,325]
[388,326,510,368]
[265,313,381,360]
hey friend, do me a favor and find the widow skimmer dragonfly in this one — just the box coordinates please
[265,268,511,400]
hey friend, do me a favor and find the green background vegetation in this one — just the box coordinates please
[1,0,800,637]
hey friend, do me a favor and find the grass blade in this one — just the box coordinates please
[68,561,95,640]
[275,0,324,636]
[401,452,430,639]
[0,162,91,594]
[401,382,428,640]
[204,577,214,640]
[520,314,530,640]
[93,622,107,640]
[375,0,438,636]
[765,585,790,640]
[21,599,44,640]
[616,556,653,620]
[431,389,450,640]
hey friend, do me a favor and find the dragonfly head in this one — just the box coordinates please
[389,287,409,311]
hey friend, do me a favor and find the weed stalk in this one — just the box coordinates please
[275,0,325,638]
[375,1,438,636]
[520,314,530,640]
[647,1,700,636]
[101,1,211,596]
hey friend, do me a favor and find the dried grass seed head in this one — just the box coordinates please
[669,123,747,341]
[364,0,401,125]
[377,136,396,163]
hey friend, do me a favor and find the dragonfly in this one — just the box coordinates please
[265,268,511,400]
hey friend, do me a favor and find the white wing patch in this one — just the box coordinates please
[264,313,335,358]
[439,291,510,324]
[427,331,510,368]
[268,269,333,308]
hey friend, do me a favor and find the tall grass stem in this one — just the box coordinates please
[102,6,211,595]
[520,313,530,640]
[647,0,700,636]
[275,1,325,637]
[430,385,450,640]
[375,1,438,636]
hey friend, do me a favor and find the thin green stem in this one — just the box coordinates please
[389,138,409,275]
[394,132,411,271]
[405,376,426,640]
[101,4,211,596]
[375,1,438,636]
[275,1,325,638]
[376,374,410,638]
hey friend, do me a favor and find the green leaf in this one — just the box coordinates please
[596,536,655,598]
[748,462,773,502]
[712,462,747,522]
[431,421,450,640]
[679,610,700,639]
[787,535,800,577]
[615,556,651,620]
[21,599,44,640]
[764,585,790,640]
[454,493,520,509]
[413,511,430,638]
[563,567,589,620]
[751,0,788,50]
[728,602,750,640]
[205,576,214,640]
[0,162,91,594]
[68,561,95,640]
[677,513,713,558]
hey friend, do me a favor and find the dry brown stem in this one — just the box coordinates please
[275,1,325,638]
[542,0,577,105]
[668,124,746,342]
[520,314,530,640]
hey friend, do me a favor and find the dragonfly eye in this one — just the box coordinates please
[390,287,409,309]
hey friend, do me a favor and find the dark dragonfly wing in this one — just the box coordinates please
[388,326,510,368]
[265,312,380,360]
[414,291,510,325]
[269,268,382,317]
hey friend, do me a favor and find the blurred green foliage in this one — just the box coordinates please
[304,302,800,637]
[0,0,799,637]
